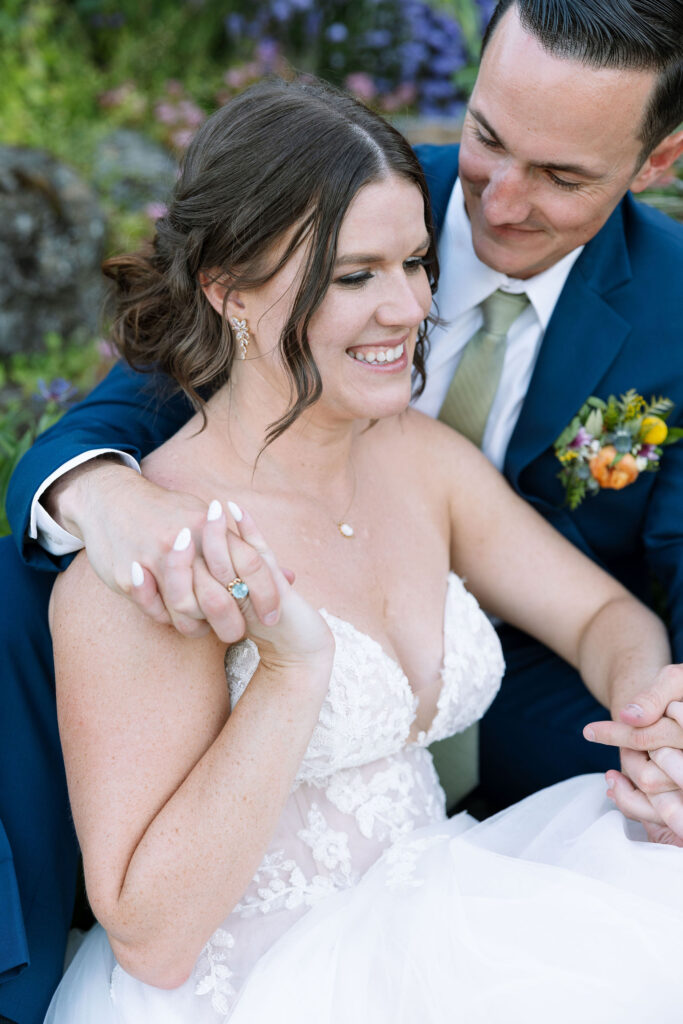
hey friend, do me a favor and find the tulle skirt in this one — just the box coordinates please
[45,775,683,1023]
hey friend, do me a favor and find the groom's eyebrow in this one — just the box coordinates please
[469,107,604,180]
[335,237,431,267]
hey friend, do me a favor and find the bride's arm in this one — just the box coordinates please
[51,509,334,991]
[414,417,675,718]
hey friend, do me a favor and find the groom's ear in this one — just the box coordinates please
[630,129,683,193]
[198,268,246,319]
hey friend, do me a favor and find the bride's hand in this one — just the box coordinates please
[170,499,334,671]
[225,500,335,670]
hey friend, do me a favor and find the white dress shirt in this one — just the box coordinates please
[30,449,140,554]
[31,179,584,554]
[414,179,583,470]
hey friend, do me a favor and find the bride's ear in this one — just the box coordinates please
[199,268,246,320]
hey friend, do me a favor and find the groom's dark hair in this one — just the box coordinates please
[482,0,683,160]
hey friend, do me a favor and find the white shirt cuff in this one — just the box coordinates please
[30,449,141,555]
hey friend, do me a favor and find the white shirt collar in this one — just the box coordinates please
[439,178,584,331]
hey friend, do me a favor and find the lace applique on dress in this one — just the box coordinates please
[298,803,354,876]
[384,833,451,889]
[416,575,504,746]
[234,849,346,919]
[198,574,505,1020]
[195,930,236,1016]
[324,750,443,844]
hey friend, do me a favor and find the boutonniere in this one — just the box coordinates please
[554,390,683,509]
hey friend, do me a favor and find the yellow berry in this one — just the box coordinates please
[640,416,668,445]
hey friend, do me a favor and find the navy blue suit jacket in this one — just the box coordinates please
[4,143,683,990]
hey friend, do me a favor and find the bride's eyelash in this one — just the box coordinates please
[336,271,372,286]
[473,127,582,192]
[405,256,428,272]
[336,257,428,287]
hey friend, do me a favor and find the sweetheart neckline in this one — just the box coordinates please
[318,571,459,744]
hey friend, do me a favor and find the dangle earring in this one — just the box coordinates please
[230,317,250,359]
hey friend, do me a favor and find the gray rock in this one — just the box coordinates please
[0,146,107,356]
[93,129,177,211]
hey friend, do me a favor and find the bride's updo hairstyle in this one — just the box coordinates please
[103,76,439,442]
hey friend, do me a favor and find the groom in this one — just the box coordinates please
[2,1,683,1022]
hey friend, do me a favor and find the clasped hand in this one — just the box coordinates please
[584,665,683,845]
[75,466,332,665]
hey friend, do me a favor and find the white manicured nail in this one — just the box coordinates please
[173,527,192,551]
[131,561,144,587]
[207,499,222,522]
[228,501,243,522]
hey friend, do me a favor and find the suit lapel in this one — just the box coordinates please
[504,201,633,489]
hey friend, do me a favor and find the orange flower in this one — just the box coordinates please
[589,445,639,490]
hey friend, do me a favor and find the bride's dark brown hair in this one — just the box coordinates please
[103,76,439,444]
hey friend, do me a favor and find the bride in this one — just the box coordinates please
[46,78,683,1023]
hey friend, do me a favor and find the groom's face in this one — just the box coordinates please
[458,7,658,279]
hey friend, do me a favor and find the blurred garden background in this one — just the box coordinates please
[0,0,681,534]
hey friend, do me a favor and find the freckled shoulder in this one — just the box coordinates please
[371,408,507,516]
[385,407,487,468]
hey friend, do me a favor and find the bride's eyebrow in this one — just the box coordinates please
[335,237,430,267]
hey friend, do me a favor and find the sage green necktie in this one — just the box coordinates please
[438,289,530,447]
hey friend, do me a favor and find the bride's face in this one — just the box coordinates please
[233,175,433,425]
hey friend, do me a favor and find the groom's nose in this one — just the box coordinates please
[480,161,533,228]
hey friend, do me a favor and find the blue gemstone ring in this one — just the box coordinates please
[227,578,249,600]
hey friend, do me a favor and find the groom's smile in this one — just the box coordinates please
[457,6,660,280]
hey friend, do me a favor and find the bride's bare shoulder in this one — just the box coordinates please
[50,550,151,647]
[379,408,483,466]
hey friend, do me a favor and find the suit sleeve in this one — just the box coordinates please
[6,362,194,570]
[642,416,683,662]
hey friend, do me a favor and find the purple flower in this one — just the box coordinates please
[144,202,169,222]
[224,66,252,89]
[178,100,205,127]
[256,38,281,70]
[97,338,118,360]
[37,378,77,405]
[155,101,180,125]
[363,29,393,48]
[224,13,245,38]
[638,443,660,462]
[569,426,593,448]
[345,72,377,102]
[171,129,195,150]
[380,82,418,111]
[326,22,348,43]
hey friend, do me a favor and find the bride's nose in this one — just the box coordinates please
[375,274,429,328]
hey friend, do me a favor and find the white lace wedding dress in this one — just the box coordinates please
[45,574,683,1023]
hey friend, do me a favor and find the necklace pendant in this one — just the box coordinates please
[338,522,354,538]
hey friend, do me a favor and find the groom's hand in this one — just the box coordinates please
[582,664,683,840]
[52,460,287,641]
[583,665,683,750]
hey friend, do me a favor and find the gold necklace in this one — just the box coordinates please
[226,384,356,538]
[336,466,356,538]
